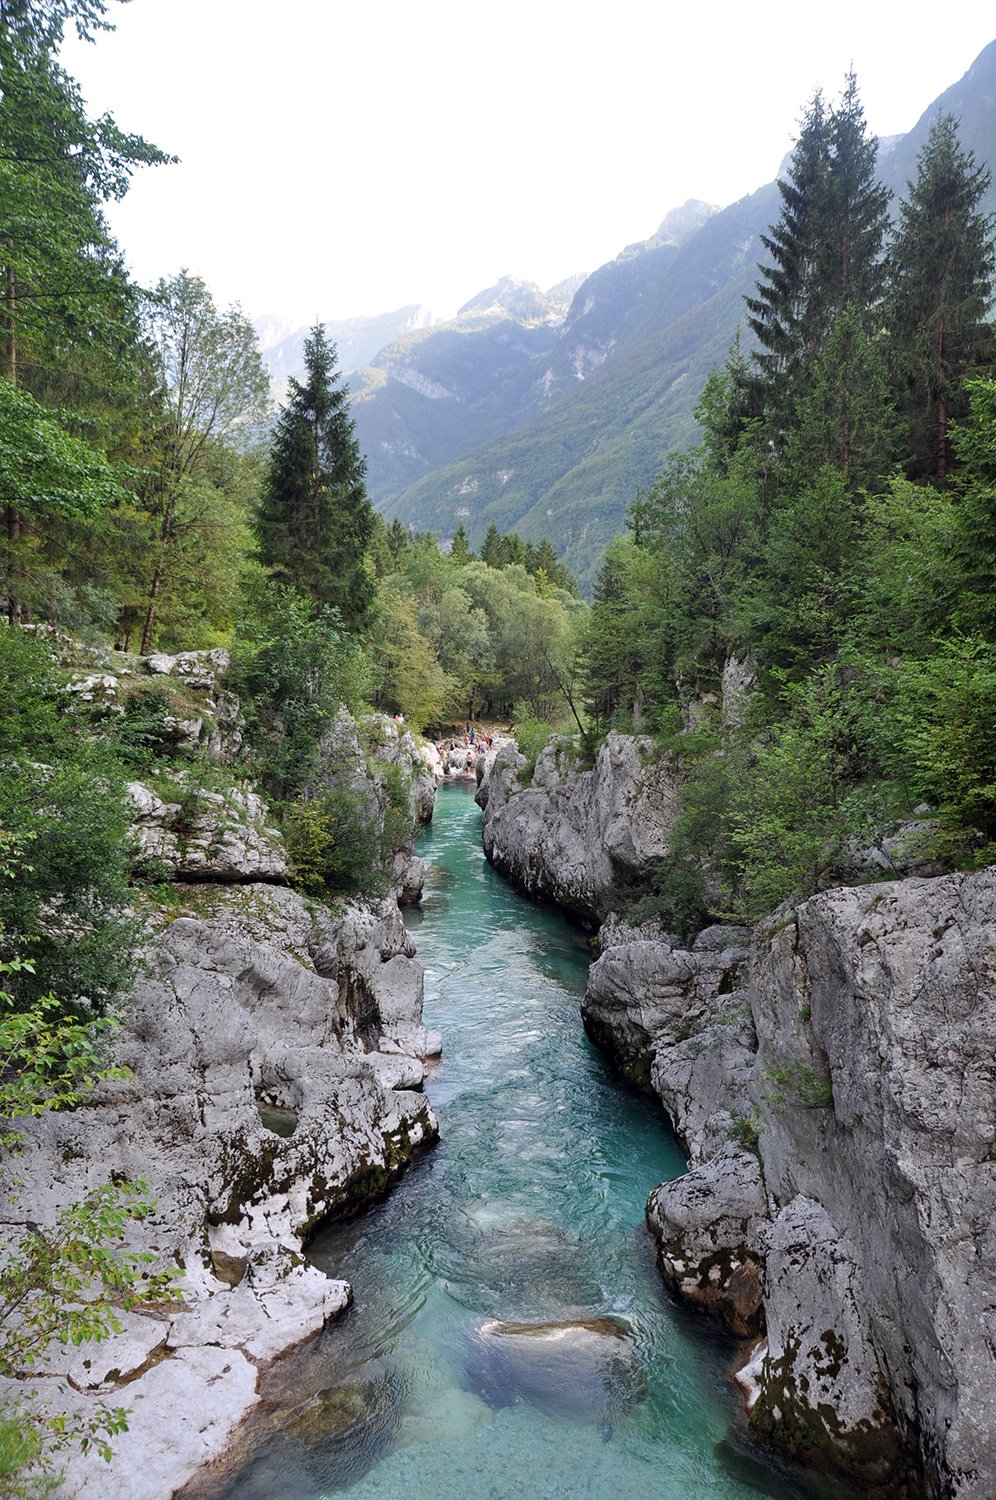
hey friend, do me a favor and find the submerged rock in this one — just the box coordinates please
[464,1316,644,1423]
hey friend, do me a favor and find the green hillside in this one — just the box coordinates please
[385,184,779,588]
[375,40,996,590]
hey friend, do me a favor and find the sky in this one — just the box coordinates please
[63,0,996,332]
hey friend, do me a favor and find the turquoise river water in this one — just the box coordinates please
[220,783,834,1500]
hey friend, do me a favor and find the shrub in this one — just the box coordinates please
[232,584,371,800]
[283,789,385,898]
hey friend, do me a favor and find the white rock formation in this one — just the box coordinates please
[478,734,680,923]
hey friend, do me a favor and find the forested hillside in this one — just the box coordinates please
[577,80,996,931]
[361,41,996,588]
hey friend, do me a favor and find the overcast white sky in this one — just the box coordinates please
[63,1,996,329]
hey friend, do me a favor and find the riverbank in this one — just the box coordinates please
[199,785,831,1500]
[476,734,996,1499]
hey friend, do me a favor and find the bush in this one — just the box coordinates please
[232,584,371,800]
[513,715,557,783]
[877,638,996,845]
[283,789,385,898]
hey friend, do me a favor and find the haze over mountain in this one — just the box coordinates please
[257,39,996,590]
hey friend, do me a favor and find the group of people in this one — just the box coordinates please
[432,723,495,776]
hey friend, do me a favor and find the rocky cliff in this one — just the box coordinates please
[483,730,996,1498]
[0,647,441,1500]
[477,734,680,924]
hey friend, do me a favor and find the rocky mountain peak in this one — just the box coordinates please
[648,198,720,247]
[457,275,558,325]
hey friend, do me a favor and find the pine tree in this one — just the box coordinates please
[886,114,995,482]
[746,75,890,444]
[480,522,503,568]
[255,325,375,628]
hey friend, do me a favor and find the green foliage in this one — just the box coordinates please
[886,114,995,482]
[512,717,557,783]
[874,638,996,845]
[0,381,123,623]
[763,1059,833,1111]
[606,728,734,938]
[0,631,136,1014]
[255,324,373,629]
[729,1114,761,1152]
[366,585,452,733]
[233,584,370,800]
[0,753,136,1013]
[856,476,956,654]
[746,74,890,444]
[137,271,269,654]
[0,972,126,1152]
[726,669,886,921]
[750,466,861,674]
[949,380,996,639]
[283,790,384,899]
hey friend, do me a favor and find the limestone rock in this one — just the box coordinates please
[479,734,680,923]
[580,840,996,1493]
[646,1145,766,1336]
[582,924,752,1155]
[748,1196,905,1490]
[66,1345,260,1500]
[465,1316,643,1420]
[4,878,437,1499]
[128,781,289,881]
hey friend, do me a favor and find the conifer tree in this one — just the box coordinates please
[450,521,473,564]
[480,521,503,568]
[746,75,889,445]
[787,303,898,493]
[255,325,375,628]
[886,114,995,482]
[745,90,831,421]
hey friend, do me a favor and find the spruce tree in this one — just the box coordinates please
[746,75,889,445]
[255,325,375,628]
[787,303,898,493]
[480,522,503,568]
[886,114,995,482]
[450,521,473,564]
[745,90,831,424]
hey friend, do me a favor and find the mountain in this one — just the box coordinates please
[347,201,717,514]
[363,41,996,589]
[346,274,597,504]
[878,38,996,208]
[378,187,774,584]
[255,305,438,400]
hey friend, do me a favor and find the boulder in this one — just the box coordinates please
[646,1145,766,1336]
[128,781,289,882]
[464,1316,643,1422]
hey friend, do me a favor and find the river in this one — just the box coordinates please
[219,783,831,1500]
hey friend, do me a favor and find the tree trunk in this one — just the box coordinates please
[3,262,24,623]
[140,496,176,654]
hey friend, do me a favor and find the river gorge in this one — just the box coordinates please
[213,784,830,1500]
